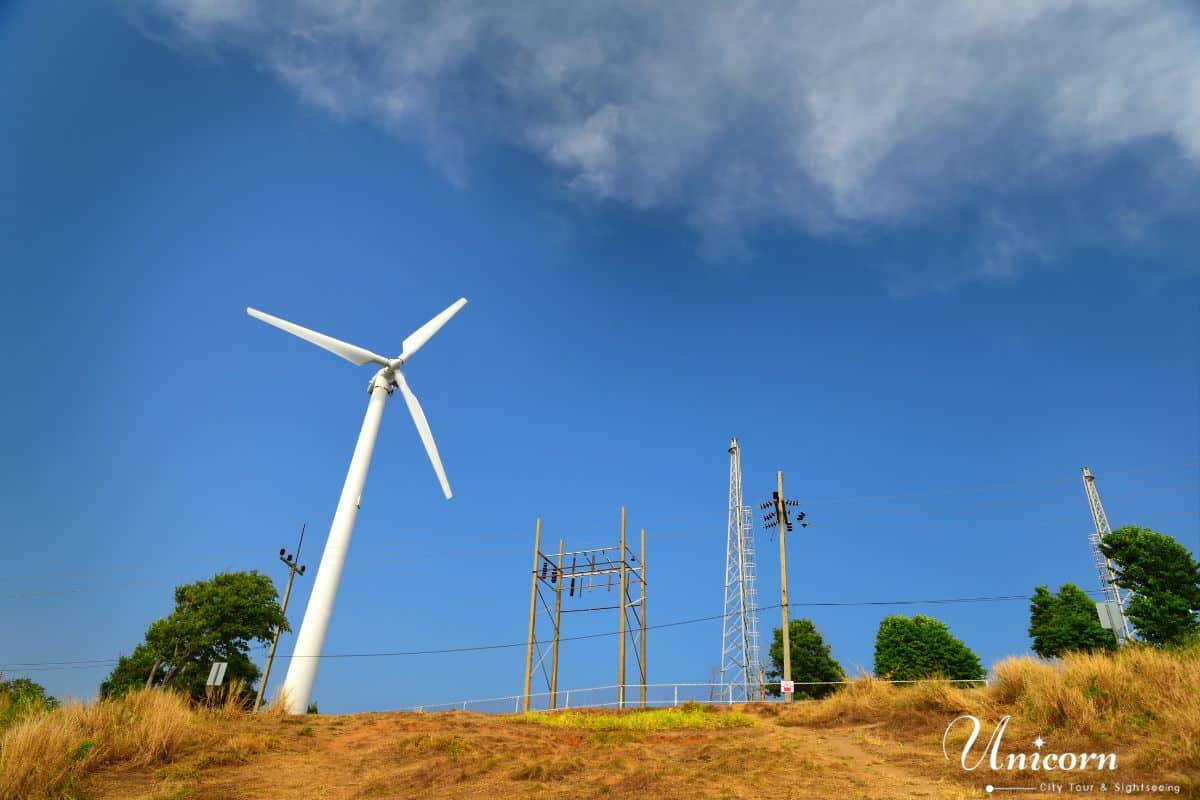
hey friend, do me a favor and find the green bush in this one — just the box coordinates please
[873,614,985,682]
[1028,583,1117,658]
[764,618,845,698]
[0,676,59,729]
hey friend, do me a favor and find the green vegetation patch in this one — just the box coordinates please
[516,705,752,731]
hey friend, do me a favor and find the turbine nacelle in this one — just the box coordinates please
[370,369,398,395]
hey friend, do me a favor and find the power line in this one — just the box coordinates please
[2,590,1105,672]
[0,663,120,673]
[0,581,170,601]
[1,658,120,668]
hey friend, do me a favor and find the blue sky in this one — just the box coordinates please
[1,1,1198,713]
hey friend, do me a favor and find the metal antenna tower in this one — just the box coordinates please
[1082,466,1133,644]
[720,437,761,702]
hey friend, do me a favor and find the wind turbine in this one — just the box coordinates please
[247,298,467,713]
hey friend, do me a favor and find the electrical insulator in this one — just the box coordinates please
[569,578,576,597]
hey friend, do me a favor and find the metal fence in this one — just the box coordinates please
[406,678,989,714]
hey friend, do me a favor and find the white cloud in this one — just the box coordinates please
[134,0,1200,279]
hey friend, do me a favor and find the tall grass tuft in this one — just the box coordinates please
[262,686,294,718]
[0,688,193,800]
[788,642,1199,785]
[206,678,252,720]
[989,643,1200,777]
[0,705,89,800]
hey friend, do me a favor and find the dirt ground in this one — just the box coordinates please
[82,705,1007,800]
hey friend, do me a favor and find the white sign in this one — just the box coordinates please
[206,662,228,687]
[780,680,795,694]
[1095,601,1122,631]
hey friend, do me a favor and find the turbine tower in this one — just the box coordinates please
[720,437,761,701]
[248,299,467,713]
[1082,466,1133,644]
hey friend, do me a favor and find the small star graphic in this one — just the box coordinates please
[1033,737,1046,750]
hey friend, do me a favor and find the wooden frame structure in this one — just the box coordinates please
[522,508,647,711]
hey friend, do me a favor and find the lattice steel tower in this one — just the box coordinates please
[721,437,761,701]
[1082,466,1133,644]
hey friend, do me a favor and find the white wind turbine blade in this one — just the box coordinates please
[395,298,467,364]
[247,308,390,367]
[393,370,452,499]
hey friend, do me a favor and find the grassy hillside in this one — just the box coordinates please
[2,644,1196,799]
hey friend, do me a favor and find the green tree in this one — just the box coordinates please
[764,618,845,699]
[1028,583,1117,658]
[1100,526,1200,647]
[100,571,287,700]
[0,676,59,728]
[873,614,985,682]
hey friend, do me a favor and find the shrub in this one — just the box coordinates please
[0,689,192,800]
[1029,584,1118,658]
[764,618,845,699]
[0,678,58,731]
[873,614,985,682]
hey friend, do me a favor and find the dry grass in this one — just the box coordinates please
[2,646,1195,799]
[786,672,978,728]
[0,689,192,800]
[0,709,86,800]
[195,731,283,768]
[261,685,294,718]
[990,644,1200,778]
[204,678,253,720]
[397,733,475,760]
[509,755,585,781]
[783,643,1200,787]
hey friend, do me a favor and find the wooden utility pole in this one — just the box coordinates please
[255,524,307,712]
[639,527,647,709]
[521,519,542,712]
[617,507,627,710]
[549,538,565,709]
[775,471,792,703]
